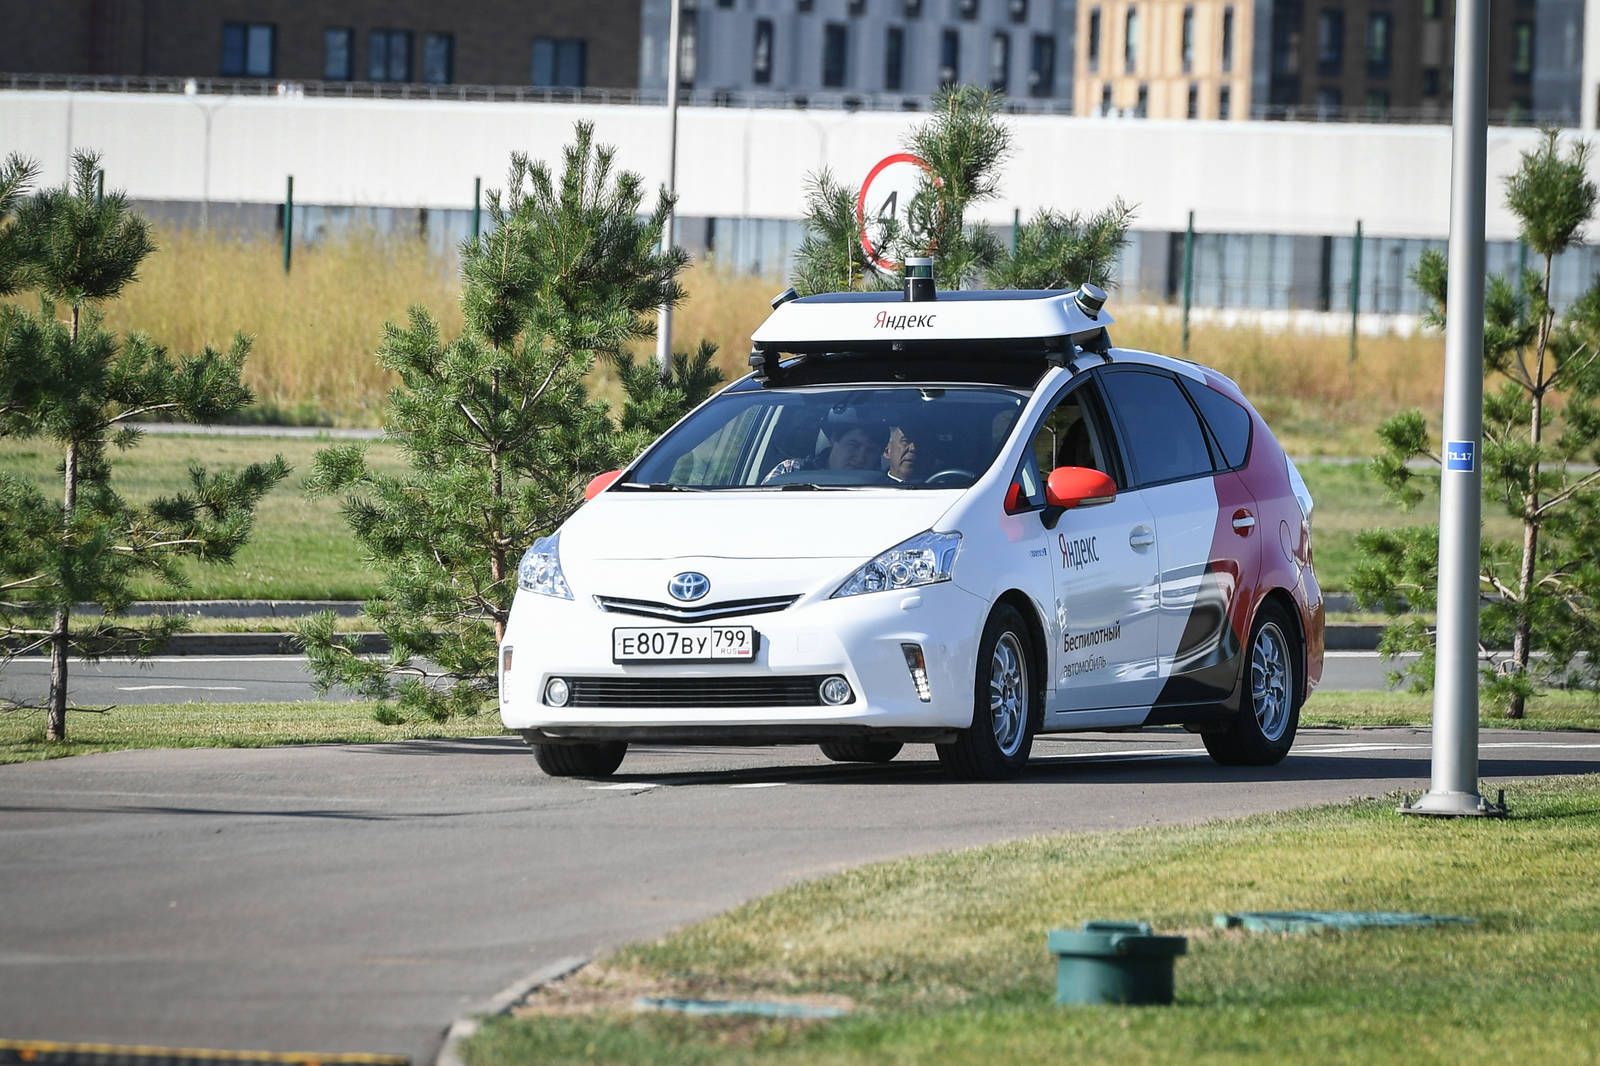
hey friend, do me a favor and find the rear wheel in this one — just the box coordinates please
[529,739,628,778]
[937,605,1037,780]
[1203,602,1300,766]
[819,739,903,764]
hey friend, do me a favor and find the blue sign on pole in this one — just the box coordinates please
[1445,440,1476,472]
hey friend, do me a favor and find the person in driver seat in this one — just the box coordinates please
[885,419,928,483]
[763,407,888,481]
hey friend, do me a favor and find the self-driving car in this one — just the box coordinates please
[499,263,1324,780]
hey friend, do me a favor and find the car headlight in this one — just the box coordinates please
[832,531,962,598]
[517,533,573,599]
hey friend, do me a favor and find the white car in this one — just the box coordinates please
[499,271,1325,780]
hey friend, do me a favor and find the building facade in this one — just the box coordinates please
[1073,0,1577,123]
[637,0,1078,108]
[0,0,642,90]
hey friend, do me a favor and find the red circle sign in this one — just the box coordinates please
[855,152,936,274]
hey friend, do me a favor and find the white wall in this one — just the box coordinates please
[0,89,1580,241]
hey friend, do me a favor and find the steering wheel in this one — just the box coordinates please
[923,468,977,486]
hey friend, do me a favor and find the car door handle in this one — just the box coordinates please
[1231,509,1256,535]
[1129,525,1155,551]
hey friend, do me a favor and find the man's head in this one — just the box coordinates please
[885,423,924,480]
[827,424,886,470]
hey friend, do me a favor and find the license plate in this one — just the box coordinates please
[612,626,757,663]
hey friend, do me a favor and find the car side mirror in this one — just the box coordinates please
[585,469,623,501]
[1045,467,1117,510]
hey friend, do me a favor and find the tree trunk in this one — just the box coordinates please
[489,371,507,645]
[47,439,79,741]
[1509,257,1556,720]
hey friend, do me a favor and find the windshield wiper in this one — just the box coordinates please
[615,482,707,492]
[774,482,851,491]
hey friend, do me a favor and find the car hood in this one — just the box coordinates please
[560,490,962,562]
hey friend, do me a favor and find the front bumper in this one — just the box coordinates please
[498,580,989,741]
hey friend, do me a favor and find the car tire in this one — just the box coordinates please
[937,604,1038,780]
[1202,602,1301,767]
[818,739,903,764]
[529,740,628,778]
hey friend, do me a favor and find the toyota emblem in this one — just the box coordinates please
[667,572,711,602]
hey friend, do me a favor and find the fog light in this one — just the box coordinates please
[819,676,853,706]
[901,643,932,702]
[544,677,571,707]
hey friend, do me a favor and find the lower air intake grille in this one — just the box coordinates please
[566,675,834,708]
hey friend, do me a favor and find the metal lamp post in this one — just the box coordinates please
[1400,0,1506,819]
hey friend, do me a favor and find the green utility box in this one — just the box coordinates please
[1047,920,1188,1006]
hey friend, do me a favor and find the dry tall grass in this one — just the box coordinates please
[27,228,1453,452]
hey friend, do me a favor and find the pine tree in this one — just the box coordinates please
[1353,130,1600,717]
[298,125,720,722]
[792,87,1135,294]
[0,152,288,741]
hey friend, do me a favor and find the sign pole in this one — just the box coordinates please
[1401,0,1504,818]
[654,0,683,373]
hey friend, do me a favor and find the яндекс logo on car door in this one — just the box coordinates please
[668,572,711,602]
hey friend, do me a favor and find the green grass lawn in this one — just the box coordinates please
[1304,689,1600,731]
[466,774,1600,1066]
[0,432,404,601]
[0,700,507,763]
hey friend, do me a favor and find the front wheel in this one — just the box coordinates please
[529,739,628,778]
[819,739,903,764]
[937,604,1037,780]
[1202,603,1301,766]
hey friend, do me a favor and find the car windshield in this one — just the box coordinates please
[624,385,1027,491]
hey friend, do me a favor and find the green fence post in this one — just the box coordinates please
[1348,219,1363,364]
[1011,206,1020,255]
[472,176,482,244]
[95,169,104,204]
[1181,211,1195,355]
[283,175,294,275]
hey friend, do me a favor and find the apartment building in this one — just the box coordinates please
[0,0,641,90]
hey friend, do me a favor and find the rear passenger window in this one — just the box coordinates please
[1099,370,1213,486]
[1183,379,1253,469]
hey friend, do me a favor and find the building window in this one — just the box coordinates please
[1513,21,1534,82]
[1028,34,1055,97]
[940,28,961,85]
[1181,7,1194,73]
[797,0,814,12]
[1218,83,1231,118]
[753,18,774,83]
[849,0,867,14]
[1100,82,1112,114]
[718,0,734,7]
[885,25,905,89]
[1316,86,1341,117]
[904,0,923,15]
[959,0,979,20]
[1009,0,1028,23]
[823,22,850,87]
[1274,21,1300,76]
[990,32,1011,91]
[1365,89,1389,118]
[423,33,453,84]
[221,22,274,77]
[1135,82,1148,117]
[1317,9,1343,74]
[1187,81,1198,118]
[1221,6,1234,72]
[1366,12,1390,76]
[532,37,587,87]
[1086,8,1100,73]
[1422,67,1441,95]
[679,9,699,86]
[323,28,352,80]
[1124,7,1139,73]
[1423,0,1441,18]
[369,29,412,81]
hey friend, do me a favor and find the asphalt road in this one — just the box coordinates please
[0,651,1404,707]
[3,730,1598,1061]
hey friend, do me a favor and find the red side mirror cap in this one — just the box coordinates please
[585,469,623,501]
[1045,467,1117,510]
[1004,482,1025,514]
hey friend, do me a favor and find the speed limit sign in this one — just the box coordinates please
[855,152,937,274]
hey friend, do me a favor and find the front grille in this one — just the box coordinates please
[566,675,834,708]
[593,594,799,623]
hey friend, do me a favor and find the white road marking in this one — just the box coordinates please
[117,685,247,692]
[729,782,787,789]
[1037,739,1600,764]
[587,783,658,791]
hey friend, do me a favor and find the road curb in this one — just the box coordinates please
[434,955,590,1066]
